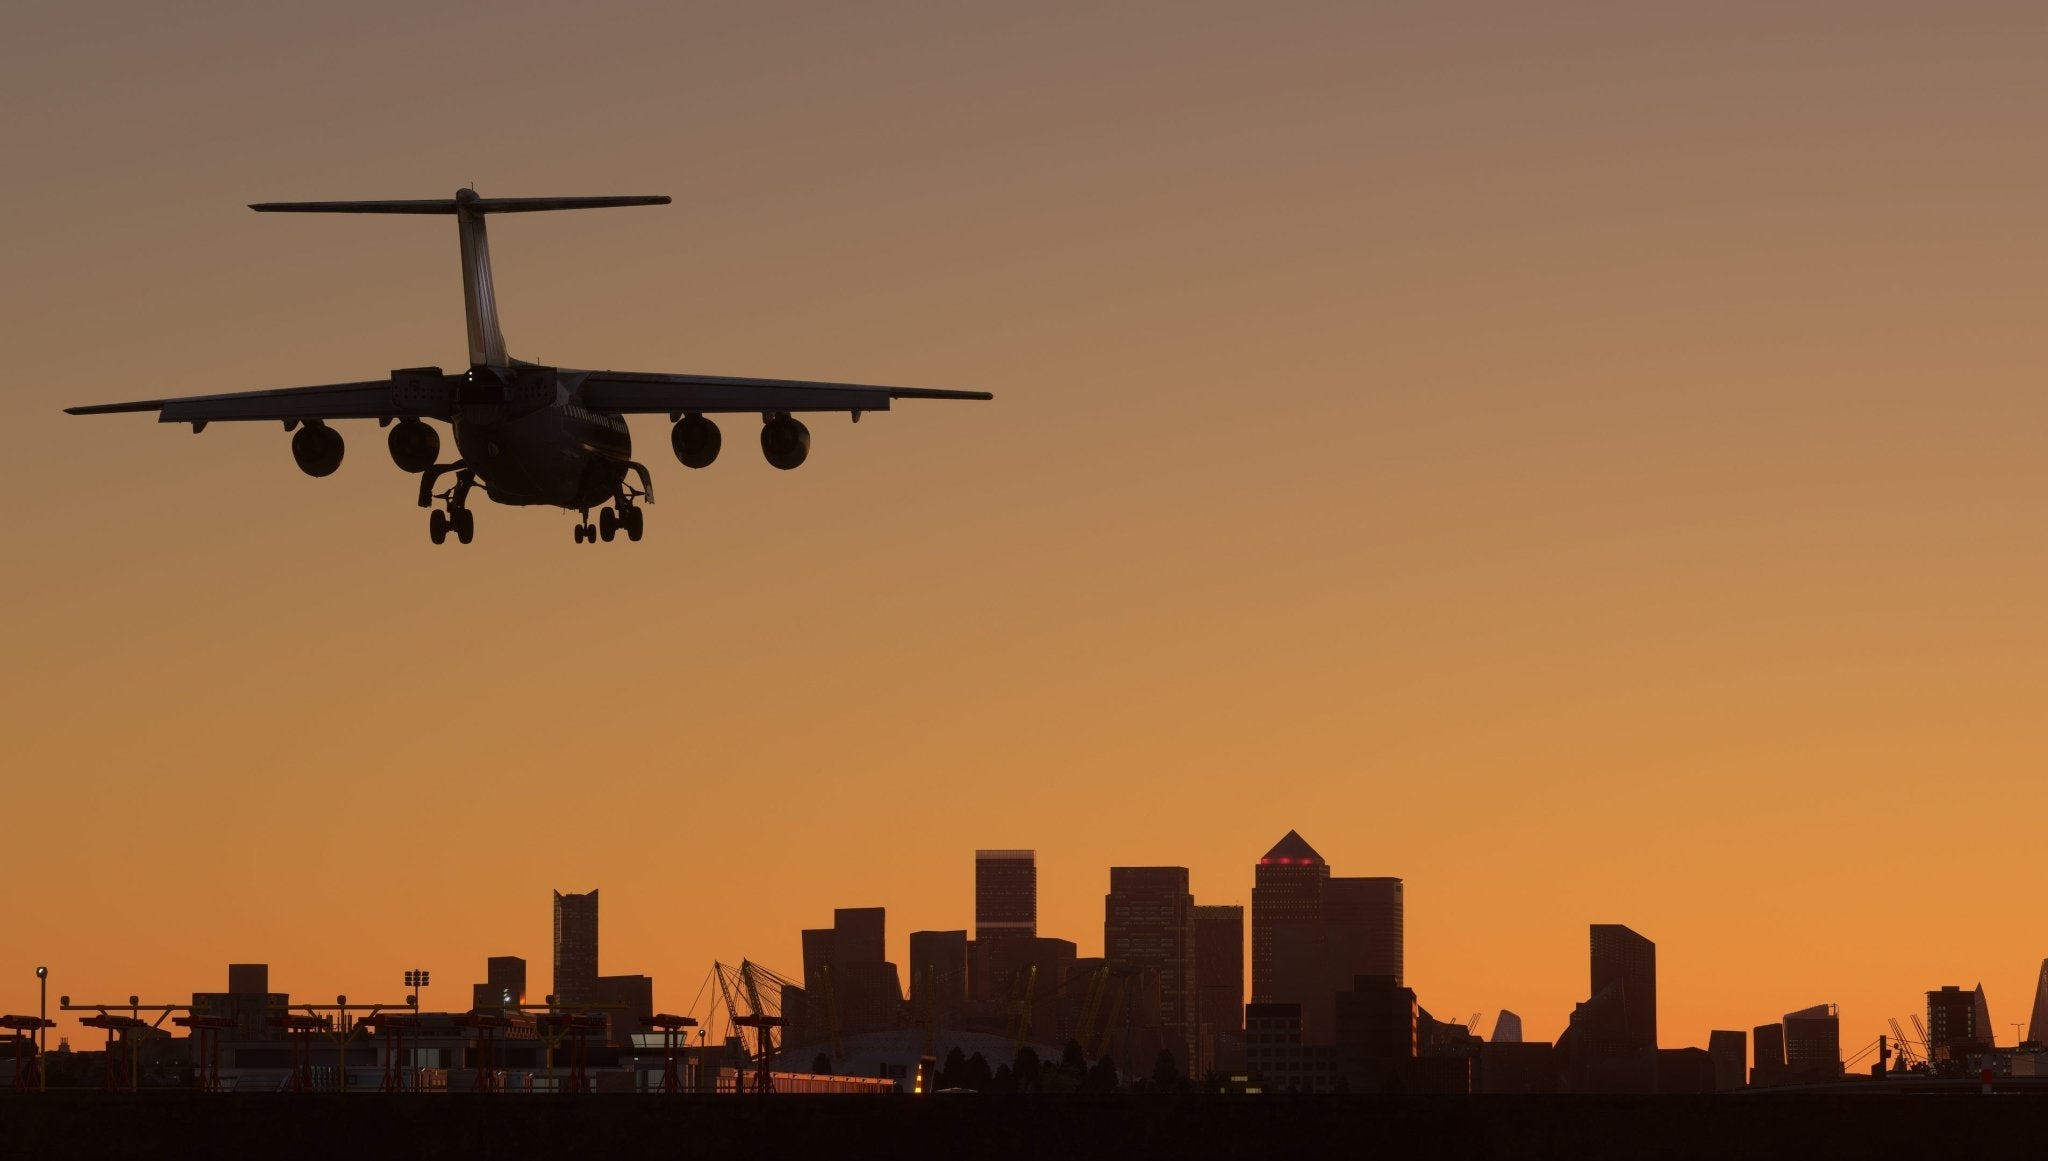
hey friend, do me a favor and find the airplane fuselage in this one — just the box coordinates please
[451,376,631,508]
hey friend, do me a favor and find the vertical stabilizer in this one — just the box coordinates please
[455,189,510,367]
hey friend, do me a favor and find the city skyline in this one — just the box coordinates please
[8,1,2048,1078]
[12,830,2047,1064]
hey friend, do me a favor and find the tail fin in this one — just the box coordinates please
[250,190,671,369]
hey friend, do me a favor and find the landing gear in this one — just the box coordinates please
[574,509,596,544]
[599,506,619,542]
[421,461,478,545]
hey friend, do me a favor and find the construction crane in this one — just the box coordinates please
[714,961,792,1093]
[1467,1013,1483,1035]
[1887,1018,1921,1069]
[1009,963,1038,1045]
[812,961,845,1066]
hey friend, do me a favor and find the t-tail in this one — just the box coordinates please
[247,190,671,369]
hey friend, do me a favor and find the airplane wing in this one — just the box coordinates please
[577,371,992,415]
[64,368,463,426]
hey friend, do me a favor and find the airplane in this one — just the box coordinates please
[66,190,991,544]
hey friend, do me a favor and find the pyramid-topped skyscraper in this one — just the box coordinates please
[1250,831,1404,1043]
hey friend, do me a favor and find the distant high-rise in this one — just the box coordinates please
[1490,1010,1523,1044]
[975,850,1036,1001]
[1706,1029,1746,1090]
[796,906,906,1039]
[553,889,599,1004]
[1752,1022,1787,1087]
[1782,1004,1840,1081]
[1588,925,1656,1051]
[1972,984,1993,1049]
[1927,985,1984,1066]
[1251,831,1328,1002]
[1194,904,1245,1072]
[1105,867,1197,1069]
[2028,960,2048,1046]
[472,956,527,1011]
[908,929,969,1028]
[975,849,1036,936]
[1325,877,1404,985]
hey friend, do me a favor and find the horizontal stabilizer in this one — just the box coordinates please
[250,194,670,215]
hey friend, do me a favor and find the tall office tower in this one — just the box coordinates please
[909,930,970,1030]
[975,850,1037,1001]
[798,906,906,1039]
[1194,904,1246,1072]
[1926,985,1979,1064]
[1490,1010,1523,1044]
[1972,984,1993,1048]
[1588,924,1657,1051]
[1251,831,1328,1002]
[1105,867,1197,1069]
[553,889,600,1004]
[835,908,887,965]
[1782,1005,1840,1080]
[472,956,528,1010]
[1326,877,1404,985]
[1332,974,1418,1093]
[1706,1030,1746,1090]
[1751,1022,1786,1086]
[2028,960,2048,1045]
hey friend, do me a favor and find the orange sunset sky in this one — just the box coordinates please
[4,2,2045,1057]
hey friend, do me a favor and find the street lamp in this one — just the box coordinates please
[35,966,47,1093]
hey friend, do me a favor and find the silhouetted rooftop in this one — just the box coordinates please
[1260,830,1323,865]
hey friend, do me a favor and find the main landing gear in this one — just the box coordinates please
[575,503,643,544]
[574,465,653,545]
[420,461,477,545]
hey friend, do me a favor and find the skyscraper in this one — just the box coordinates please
[1926,985,1983,1066]
[1752,1022,1786,1087]
[1326,877,1404,985]
[908,928,969,1028]
[2028,960,2048,1046]
[1588,924,1656,1051]
[553,889,599,1005]
[1490,1010,1523,1043]
[472,956,527,1011]
[1105,866,1197,1069]
[1194,904,1245,1072]
[1782,1004,1840,1081]
[975,850,1036,1002]
[1251,831,1328,1003]
[1706,1029,1746,1090]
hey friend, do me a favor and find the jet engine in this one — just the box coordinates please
[671,413,721,468]
[291,422,345,477]
[386,418,440,473]
[760,414,810,470]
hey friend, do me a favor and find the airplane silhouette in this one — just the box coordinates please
[67,190,991,544]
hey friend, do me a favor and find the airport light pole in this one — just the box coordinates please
[404,969,430,1013]
[36,966,48,1092]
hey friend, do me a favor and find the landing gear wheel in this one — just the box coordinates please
[599,507,618,542]
[453,507,474,544]
[573,524,588,544]
[623,506,644,542]
[429,509,449,545]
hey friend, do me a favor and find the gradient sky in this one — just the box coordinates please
[4,1,2045,1057]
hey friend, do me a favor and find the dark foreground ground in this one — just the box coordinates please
[6,1092,2044,1160]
